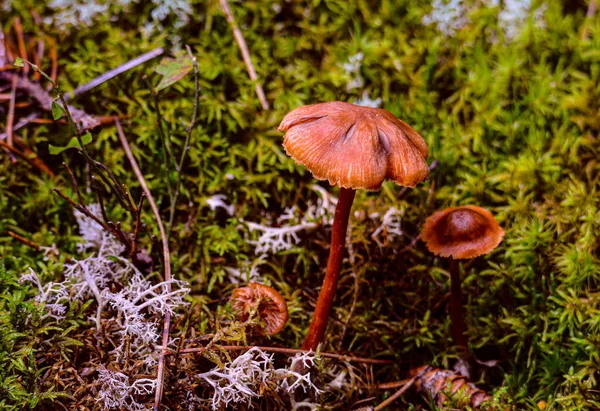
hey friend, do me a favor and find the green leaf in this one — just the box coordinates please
[48,132,93,155]
[154,51,193,92]
[51,101,64,120]
[14,57,24,67]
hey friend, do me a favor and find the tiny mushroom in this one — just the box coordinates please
[421,205,504,357]
[279,101,430,350]
[230,282,289,336]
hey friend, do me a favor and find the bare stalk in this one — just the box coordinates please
[219,0,269,110]
[302,187,356,351]
[167,46,200,236]
[114,118,172,410]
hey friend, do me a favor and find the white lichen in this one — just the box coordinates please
[423,0,545,41]
[205,194,235,216]
[197,348,322,410]
[242,185,337,255]
[96,366,156,411]
[20,269,68,321]
[343,52,365,91]
[22,204,190,410]
[371,207,403,245]
[422,0,469,36]
[353,91,382,108]
[224,257,265,285]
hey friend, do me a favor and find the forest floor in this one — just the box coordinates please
[1,0,599,410]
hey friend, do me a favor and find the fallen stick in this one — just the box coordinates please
[174,344,395,365]
[114,118,172,411]
[65,47,164,100]
[373,374,418,411]
[219,0,269,110]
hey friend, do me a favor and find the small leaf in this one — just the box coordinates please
[48,132,93,155]
[81,132,93,145]
[14,57,24,67]
[51,101,64,120]
[154,51,193,92]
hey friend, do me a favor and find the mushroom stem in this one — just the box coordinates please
[302,187,356,351]
[449,258,468,354]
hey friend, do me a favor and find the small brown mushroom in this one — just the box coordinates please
[279,101,429,350]
[421,206,504,362]
[230,282,289,336]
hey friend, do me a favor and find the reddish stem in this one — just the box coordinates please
[449,258,468,354]
[302,187,356,351]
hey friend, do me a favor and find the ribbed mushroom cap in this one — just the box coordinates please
[278,101,429,191]
[230,283,289,336]
[421,205,504,259]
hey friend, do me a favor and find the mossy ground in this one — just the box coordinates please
[1,0,599,409]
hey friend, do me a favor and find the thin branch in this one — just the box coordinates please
[167,45,200,236]
[146,77,174,203]
[7,231,41,251]
[0,22,6,67]
[0,140,52,176]
[114,118,172,410]
[52,188,110,233]
[173,345,395,365]
[62,162,86,206]
[13,137,55,177]
[373,374,418,411]
[64,48,164,100]
[359,378,411,391]
[6,70,16,148]
[583,0,597,40]
[132,193,145,255]
[218,0,269,110]
[13,18,28,75]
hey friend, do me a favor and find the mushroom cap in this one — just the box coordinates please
[230,283,289,336]
[421,205,504,259]
[278,101,429,191]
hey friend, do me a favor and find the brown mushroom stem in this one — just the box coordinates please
[449,258,468,354]
[302,187,356,351]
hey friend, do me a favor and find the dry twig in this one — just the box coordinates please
[174,344,395,365]
[0,140,52,176]
[583,0,597,39]
[6,73,17,148]
[219,0,269,110]
[7,230,41,251]
[114,118,172,410]
[373,374,419,411]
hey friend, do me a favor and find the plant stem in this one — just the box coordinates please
[449,258,468,355]
[167,46,199,236]
[302,187,356,351]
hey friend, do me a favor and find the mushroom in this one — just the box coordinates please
[230,282,289,336]
[421,205,504,358]
[278,101,430,350]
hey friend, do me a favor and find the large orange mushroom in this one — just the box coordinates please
[421,205,504,358]
[279,101,430,350]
